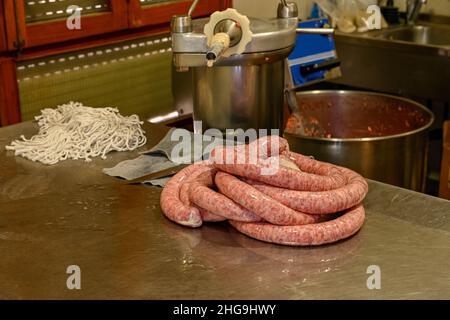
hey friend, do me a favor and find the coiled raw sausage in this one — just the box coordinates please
[160,135,367,246]
[229,205,365,246]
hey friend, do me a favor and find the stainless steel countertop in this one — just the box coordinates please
[1,121,450,299]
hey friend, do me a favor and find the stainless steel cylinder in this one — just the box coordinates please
[284,91,435,191]
[191,49,289,134]
[171,15,193,33]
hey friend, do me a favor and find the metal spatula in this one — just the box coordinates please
[123,164,189,185]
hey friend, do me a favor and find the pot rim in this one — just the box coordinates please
[285,90,435,142]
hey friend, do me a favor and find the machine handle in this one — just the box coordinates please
[300,59,341,77]
[296,28,335,35]
[188,0,201,16]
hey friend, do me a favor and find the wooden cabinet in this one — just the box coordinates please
[2,0,230,50]
[3,0,128,49]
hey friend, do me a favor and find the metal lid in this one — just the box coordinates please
[172,17,298,54]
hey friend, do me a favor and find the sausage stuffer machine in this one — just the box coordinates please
[171,0,335,134]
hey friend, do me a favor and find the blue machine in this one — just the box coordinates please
[288,18,341,87]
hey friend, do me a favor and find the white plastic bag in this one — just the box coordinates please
[316,0,387,33]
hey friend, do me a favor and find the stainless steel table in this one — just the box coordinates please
[1,121,449,299]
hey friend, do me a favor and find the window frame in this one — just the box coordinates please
[128,0,231,28]
[3,0,129,50]
[0,3,7,51]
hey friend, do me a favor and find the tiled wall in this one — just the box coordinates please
[16,34,174,121]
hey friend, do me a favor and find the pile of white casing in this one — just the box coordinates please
[5,102,147,165]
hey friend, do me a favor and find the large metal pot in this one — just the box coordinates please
[192,50,289,133]
[284,90,435,191]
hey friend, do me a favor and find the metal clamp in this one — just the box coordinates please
[171,0,202,34]
[277,1,298,19]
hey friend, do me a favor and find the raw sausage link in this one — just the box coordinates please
[199,208,227,222]
[178,165,228,223]
[248,166,368,214]
[160,162,211,228]
[249,135,290,158]
[179,177,227,223]
[215,171,320,226]
[189,183,262,223]
[211,146,347,192]
[187,169,262,222]
[229,205,365,246]
[178,167,260,223]
[177,163,213,210]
